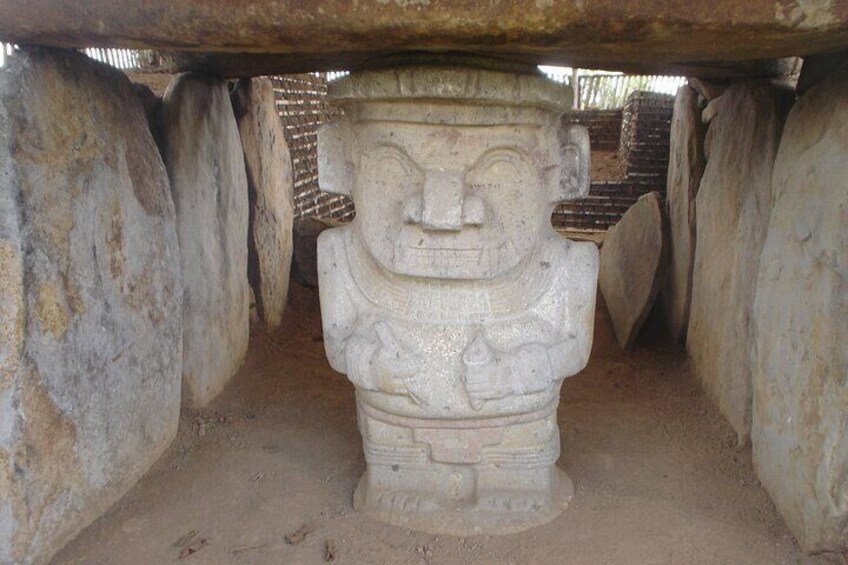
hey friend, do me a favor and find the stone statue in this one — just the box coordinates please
[317,61,599,535]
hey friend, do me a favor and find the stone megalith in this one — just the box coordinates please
[751,63,848,554]
[599,192,669,349]
[231,78,294,329]
[131,82,165,156]
[686,81,792,440]
[660,85,706,345]
[162,73,249,407]
[688,78,729,102]
[0,48,181,564]
[317,61,598,535]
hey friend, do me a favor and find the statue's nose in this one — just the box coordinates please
[402,169,485,231]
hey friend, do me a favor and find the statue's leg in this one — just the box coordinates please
[354,400,461,520]
[475,411,573,519]
[353,398,572,535]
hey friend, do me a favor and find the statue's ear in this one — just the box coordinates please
[317,119,354,196]
[558,125,591,201]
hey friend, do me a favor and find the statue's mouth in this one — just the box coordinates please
[352,223,522,280]
[390,228,516,279]
[395,245,494,269]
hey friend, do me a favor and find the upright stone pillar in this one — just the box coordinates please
[687,81,792,440]
[161,73,250,407]
[0,48,181,564]
[317,60,598,535]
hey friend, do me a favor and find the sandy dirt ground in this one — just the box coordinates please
[55,281,805,565]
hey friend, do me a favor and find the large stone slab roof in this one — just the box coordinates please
[1,1,847,77]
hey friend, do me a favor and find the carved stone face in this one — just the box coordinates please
[350,106,562,280]
[317,66,590,281]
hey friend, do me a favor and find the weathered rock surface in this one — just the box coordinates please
[688,78,729,102]
[293,217,341,289]
[162,73,249,407]
[701,97,722,162]
[232,78,294,329]
[687,81,792,440]
[660,86,706,345]
[1,1,846,78]
[0,48,181,564]
[599,191,669,349]
[751,63,848,554]
[132,82,165,157]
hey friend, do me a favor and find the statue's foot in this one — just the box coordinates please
[353,466,574,536]
[476,491,549,513]
[372,490,442,514]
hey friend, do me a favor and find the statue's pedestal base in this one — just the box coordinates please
[353,465,573,536]
[353,399,574,535]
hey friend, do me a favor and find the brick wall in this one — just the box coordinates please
[562,109,623,150]
[554,90,674,231]
[270,74,355,222]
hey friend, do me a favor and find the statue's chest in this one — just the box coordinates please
[352,297,554,362]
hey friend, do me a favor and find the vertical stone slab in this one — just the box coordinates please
[687,78,729,102]
[599,192,669,349]
[660,85,705,344]
[0,47,181,564]
[162,73,249,407]
[687,81,792,440]
[751,64,848,554]
[231,78,294,329]
[0,72,25,565]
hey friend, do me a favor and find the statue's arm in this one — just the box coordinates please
[340,321,423,401]
[498,242,599,395]
[530,242,599,386]
[317,230,421,397]
[317,229,359,373]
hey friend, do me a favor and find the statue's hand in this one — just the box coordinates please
[462,333,511,410]
[370,321,424,403]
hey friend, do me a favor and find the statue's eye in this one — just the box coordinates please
[362,146,420,184]
[480,158,520,181]
[468,149,527,191]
